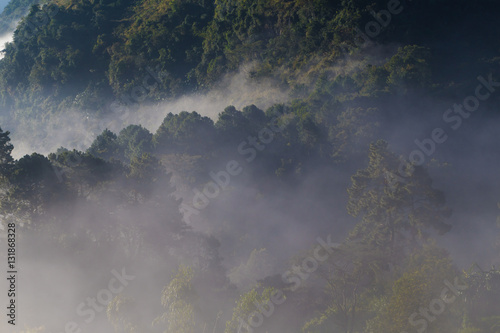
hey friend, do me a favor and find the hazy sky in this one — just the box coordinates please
[0,32,13,59]
[0,0,9,11]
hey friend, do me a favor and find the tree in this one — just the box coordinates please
[225,286,280,333]
[117,125,153,162]
[107,295,141,333]
[366,242,460,333]
[302,245,374,333]
[347,140,451,261]
[386,45,432,91]
[329,107,380,161]
[127,152,166,201]
[87,129,120,160]
[461,266,500,332]
[49,149,118,198]
[154,265,199,333]
[242,105,267,133]
[124,152,190,255]
[1,153,68,228]
[0,126,14,178]
[153,111,215,154]
[215,106,248,142]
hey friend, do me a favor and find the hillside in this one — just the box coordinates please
[0,0,499,117]
[0,1,499,333]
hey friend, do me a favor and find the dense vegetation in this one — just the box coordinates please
[1,0,499,117]
[0,0,39,34]
[0,0,499,332]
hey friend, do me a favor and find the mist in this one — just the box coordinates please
[0,30,13,59]
[2,59,500,333]
[2,69,499,332]
[1,0,500,332]
[6,64,290,160]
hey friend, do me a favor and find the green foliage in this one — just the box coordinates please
[127,152,165,200]
[347,140,452,257]
[117,124,153,162]
[329,107,380,161]
[462,267,500,332]
[385,45,432,92]
[215,105,248,138]
[0,126,14,177]
[0,1,499,331]
[87,129,120,161]
[197,0,364,85]
[0,0,499,123]
[49,149,117,196]
[302,244,376,333]
[367,242,459,333]
[154,265,198,333]
[0,0,127,115]
[224,286,279,333]
[153,111,215,154]
[107,295,140,333]
[112,0,213,92]
[0,152,66,226]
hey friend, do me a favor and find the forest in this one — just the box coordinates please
[0,0,499,332]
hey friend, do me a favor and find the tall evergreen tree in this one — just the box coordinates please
[347,140,451,261]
